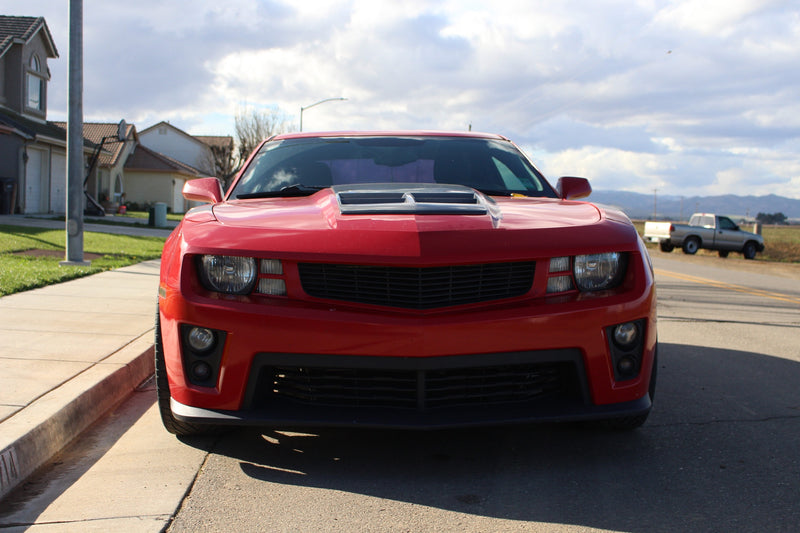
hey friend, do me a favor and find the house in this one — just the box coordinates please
[139,121,217,177]
[132,122,237,212]
[0,15,73,214]
[123,142,209,214]
[83,121,135,212]
[58,120,219,215]
[54,119,228,214]
[1,16,233,215]
[54,120,137,213]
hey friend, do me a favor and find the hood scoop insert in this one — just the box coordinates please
[334,183,492,216]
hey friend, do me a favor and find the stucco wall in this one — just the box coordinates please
[123,170,188,213]
[139,126,214,175]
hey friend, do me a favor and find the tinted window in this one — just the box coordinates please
[231,136,557,198]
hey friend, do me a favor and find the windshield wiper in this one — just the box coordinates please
[236,184,327,199]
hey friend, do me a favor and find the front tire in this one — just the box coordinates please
[682,237,700,255]
[742,241,757,260]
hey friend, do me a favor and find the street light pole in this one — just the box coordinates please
[299,97,347,132]
[62,0,90,267]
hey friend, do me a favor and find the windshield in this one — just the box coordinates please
[230,136,558,199]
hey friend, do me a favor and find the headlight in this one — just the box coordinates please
[573,252,626,291]
[198,255,257,294]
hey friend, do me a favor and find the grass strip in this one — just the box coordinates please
[0,224,165,296]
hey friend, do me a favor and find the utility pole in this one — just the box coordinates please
[62,0,90,266]
[652,188,657,221]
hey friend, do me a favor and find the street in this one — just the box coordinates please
[2,253,799,532]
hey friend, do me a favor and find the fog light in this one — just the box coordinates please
[613,322,639,348]
[187,327,215,353]
[191,361,212,381]
[617,356,637,376]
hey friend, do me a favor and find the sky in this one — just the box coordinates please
[12,0,800,198]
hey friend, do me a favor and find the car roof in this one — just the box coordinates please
[270,130,511,142]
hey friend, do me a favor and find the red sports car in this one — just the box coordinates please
[156,131,657,435]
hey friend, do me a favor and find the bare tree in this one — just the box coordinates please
[235,107,296,164]
[207,139,237,183]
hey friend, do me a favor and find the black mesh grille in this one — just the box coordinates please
[253,362,577,411]
[298,262,535,309]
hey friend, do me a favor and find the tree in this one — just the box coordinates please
[756,212,787,225]
[199,137,237,184]
[234,106,296,164]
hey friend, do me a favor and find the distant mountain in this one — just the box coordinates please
[589,191,800,222]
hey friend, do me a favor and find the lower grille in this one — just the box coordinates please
[251,361,579,412]
[298,261,535,309]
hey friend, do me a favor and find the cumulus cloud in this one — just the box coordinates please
[12,0,800,198]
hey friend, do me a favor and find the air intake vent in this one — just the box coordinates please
[298,261,535,309]
[253,361,577,411]
[334,184,490,215]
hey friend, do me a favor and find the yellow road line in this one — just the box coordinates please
[654,268,800,305]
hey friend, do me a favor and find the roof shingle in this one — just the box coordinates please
[53,121,136,167]
[196,135,234,151]
[0,15,58,58]
[124,144,208,177]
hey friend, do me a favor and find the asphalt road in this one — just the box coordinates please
[2,253,799,532]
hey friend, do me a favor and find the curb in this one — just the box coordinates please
[0,333,155,501]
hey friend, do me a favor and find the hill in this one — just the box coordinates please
[589,191,800,222]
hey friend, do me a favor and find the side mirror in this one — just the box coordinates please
[183,177,223,204]
[556,176,592,200]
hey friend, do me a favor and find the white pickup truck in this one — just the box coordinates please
[644,213,765,259]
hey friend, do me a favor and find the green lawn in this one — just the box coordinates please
[0,225,166,296]
[114,211,185,222]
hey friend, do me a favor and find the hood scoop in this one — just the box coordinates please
[334,183,494,216]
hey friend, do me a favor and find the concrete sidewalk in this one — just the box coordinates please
[0,216,171,500]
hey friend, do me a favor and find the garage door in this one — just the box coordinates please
[50,152,67,213]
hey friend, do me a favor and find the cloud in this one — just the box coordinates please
[11,0,800,199]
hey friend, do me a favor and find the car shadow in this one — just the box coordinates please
[200,342,800,532]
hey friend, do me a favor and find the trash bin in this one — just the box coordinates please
[0,177,17,215]
[154,202,167,227]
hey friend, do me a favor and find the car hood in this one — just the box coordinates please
[181,186,637,262]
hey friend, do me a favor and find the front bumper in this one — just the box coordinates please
[159,272,656,429]
[170,349,653,429]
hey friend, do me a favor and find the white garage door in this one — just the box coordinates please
[50,152,67,213]
[173,178,185,214]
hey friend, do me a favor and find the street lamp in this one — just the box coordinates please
[299,97,347,132]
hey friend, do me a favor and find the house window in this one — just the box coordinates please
[26,55,45,112]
